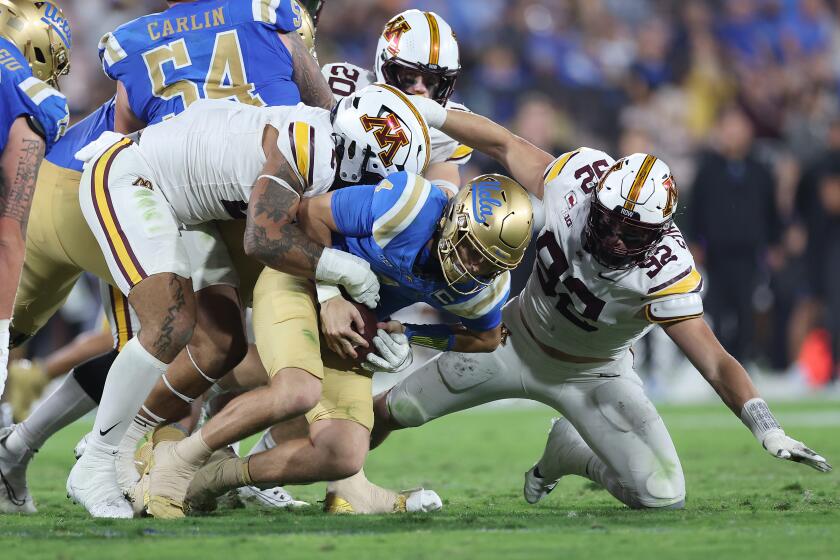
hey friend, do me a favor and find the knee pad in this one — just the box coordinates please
[593,378,660,433]
[386,383,434,428]
[637,468,686,508]
[437,351,497,392]
[73,348,118,403]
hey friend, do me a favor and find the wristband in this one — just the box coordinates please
[403,323,455,352]
[740,397,782,440]
[316,282,341,304]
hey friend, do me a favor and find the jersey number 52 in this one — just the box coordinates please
[535,231,605,331]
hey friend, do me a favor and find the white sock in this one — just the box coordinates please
[7,373,96,456]
[119,412,159,455]
[247,429,276,456]
[89,338,168,450]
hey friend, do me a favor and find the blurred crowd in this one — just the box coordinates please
[21,0,840,384]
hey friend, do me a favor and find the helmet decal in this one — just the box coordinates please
[662,174,677,218]
[471,178,504,225]
[422,12,439,65]
[360,112,409,167]
[622,154,657,212]
[382,15,411,57]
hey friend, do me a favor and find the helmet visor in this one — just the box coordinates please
[586,201,666,269]
[381,59,457,105]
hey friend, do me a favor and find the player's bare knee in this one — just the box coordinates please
[320,431,367,480]
[269,368,321,417]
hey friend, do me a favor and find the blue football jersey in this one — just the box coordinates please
[330,172,511,331]
[45,98,116,172]
[0,37,69,154]
[98,0,304,125]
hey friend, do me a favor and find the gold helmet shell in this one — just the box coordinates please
[437,174,533,294]
[0,1,71,88]
[292,0,316,56]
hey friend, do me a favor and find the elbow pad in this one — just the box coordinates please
[645,294,703,323]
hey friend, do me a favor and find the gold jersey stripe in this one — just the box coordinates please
[373,174,427,247]
[377,83,431,172]
[623,154,657,211]
[424,12,440,65]
[651,268,703,297]
[543,149,580,185]
[644,305,703,324]
[292,121,312,188]
[92,138,144,286]
[448,144,473,161]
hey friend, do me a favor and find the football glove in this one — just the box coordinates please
[741,397,831,473]
[362,329,413,373]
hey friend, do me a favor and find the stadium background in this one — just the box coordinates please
[16,0,840,394]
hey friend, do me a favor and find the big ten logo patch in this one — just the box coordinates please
[360,112,409,167]
[471,179,503,225]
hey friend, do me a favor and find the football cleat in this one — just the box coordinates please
[0,426,36,514]
[66,439,133,518]
[238,485,309,509]
[523,464,558,505]
[146,441,203,519]
[401,488,442,513]
[73,432,90,460]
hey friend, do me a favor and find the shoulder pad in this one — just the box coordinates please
[645,293,704,323]
[543,147,614,193]
[251,0,302,32]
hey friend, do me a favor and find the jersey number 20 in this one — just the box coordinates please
[142,30,264,115]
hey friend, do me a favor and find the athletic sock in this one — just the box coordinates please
[325,469,400,514]
[90,337,168,449]
[535,419,592,481]
[119,410,161,456]
[7,373,96,456]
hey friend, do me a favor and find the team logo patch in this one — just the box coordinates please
[132,177,153,189]
[360,112,409,167]
[472,178,503,225]
[382,15,411,57]
[662,174,677,218]
[563,212,572,227]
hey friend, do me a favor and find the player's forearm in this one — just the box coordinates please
[441,111,550,197]
[404,323,501,353]
[0,226,25,318]
[701,354,760,416]
[282,31,333,110]
[42,329,115,379]
[244,219,324,278]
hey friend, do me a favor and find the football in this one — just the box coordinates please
[349,299,379,363]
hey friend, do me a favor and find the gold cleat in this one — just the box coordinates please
[7,360,48,422]
[146,441,198,519]
[324,493,355,514]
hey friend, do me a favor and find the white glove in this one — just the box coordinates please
[408,94,447,129]
[0,319,9,399]
[315,247,380,309]
[74,131,127,165]
[741,398,832,473]
[362,329,413,373]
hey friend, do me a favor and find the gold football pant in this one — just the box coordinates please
[252,267,374,430]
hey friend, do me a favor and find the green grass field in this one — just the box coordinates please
[1,400,837,560]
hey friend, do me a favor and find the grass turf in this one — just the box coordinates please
[1,400,837,559]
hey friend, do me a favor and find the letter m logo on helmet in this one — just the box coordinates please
[382,15,411,56]
[360,113,409,167]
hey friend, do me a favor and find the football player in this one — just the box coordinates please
[1,0,331,517]
[322,9,472,193]
[147,88,534,517]
[361,99,832,510]
[0,0,70,396]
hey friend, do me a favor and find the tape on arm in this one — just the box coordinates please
[645,293,703,323]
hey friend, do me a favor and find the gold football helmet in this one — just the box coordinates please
[0,1,71,88]
[437,174,533,294]
[293,0,316,56]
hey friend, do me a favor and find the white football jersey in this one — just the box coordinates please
[515,148,704,360]
[136,99,336,225]
[321,62,473,166]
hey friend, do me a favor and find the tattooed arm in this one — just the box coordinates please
[279,31,334,110]
[0,117,45,318]
[244,129,324,277]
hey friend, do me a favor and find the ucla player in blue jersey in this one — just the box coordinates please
[0,0,69,403]
[99,0,332,135]
[171,165,534,514]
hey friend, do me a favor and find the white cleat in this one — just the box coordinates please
[0,427,36,514]
[404,489,442,512]
[73,432,90,460]
[524,417,587,504]
[115,439,141,493]
[523,464,558,504]
[238,485,310,509]
[67,440,133,519]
